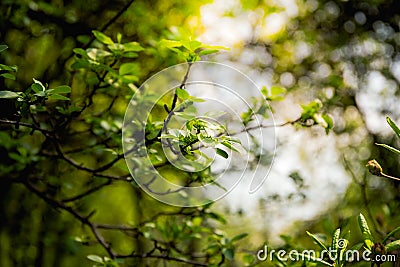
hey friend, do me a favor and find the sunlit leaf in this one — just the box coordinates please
[358,213,374,250]
[0,91,19,99]
[176,87,189,99]
[160,39,183,48]
[385,240,400,252]
[231,233,248,243]
[198,49,219,56]
[87,255,103,263]
[307,231,328,251]
[92,30,114,45]
[387,116,400,139]
[122,42,144,52]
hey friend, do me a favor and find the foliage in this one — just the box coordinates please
[1,0,400,267]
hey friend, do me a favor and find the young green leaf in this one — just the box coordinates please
[0,73,16,80]
[331,228,340,251]
[122,42,143,52]
[322,114,333,134]
[216,148,229,159]
[0,44,8,53]
[271,85,286,96]
[160,39,183,48]
[198,49,219,56]
[385,240,400,252]
[387,116,400,139]
[52,85,71,94]
[0,91,19,99]
[32,78,45,91]
[358,213,374,250]
[383,225,400,243]
[92,30,114,45]
[231,233,248,243]
[222,247,234,261]
[376,143,400,155]
[119,63,139,76]
[176,87,190,100]
[87,255,103,263]
[306,231,328,251]
[0,64,17,72]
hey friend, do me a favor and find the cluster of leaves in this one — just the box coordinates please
[305,214,399,267]
[160,37,229,62]
[297,99,333,134]
[0,31,256,266]
[73,30,144,85]
[264,214,400,267]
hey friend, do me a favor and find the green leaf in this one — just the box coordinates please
[31,83,44,93]
[73,48,88,57]
[358,213,374,250]
[32,78,45,91]
[301,99,323,120]
[216,148,229,159]
[231,233,248,243]
[86,48,112,60]
[383,225,400,243]
[198,49,219,56]
[376,143,400,155]
[160,39,183,48]
[322,114,334,134]
[203,44,230,51]
[52,85,71,94]
[87,255,103,263]
[307,231,328,251]
[387,116,400,139]
[242,254,255,265]
[176,87,189,100]
[221,141,240,152]
[34,91,46,97]
[92,30,114,45]
[222,248,234,261]
[182,40,202,51]
[48,94,70,101]
[119,63,139,76]
[0,91,19,99]
[0,45,8,53]
[0,64,17,71]
[198,135,216,147]
[122,42,144,52]
[271,85,286,96]
[385,240,400,252]
[175,111,196,120]
[332,228,340,251]
[0,73,16,80]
